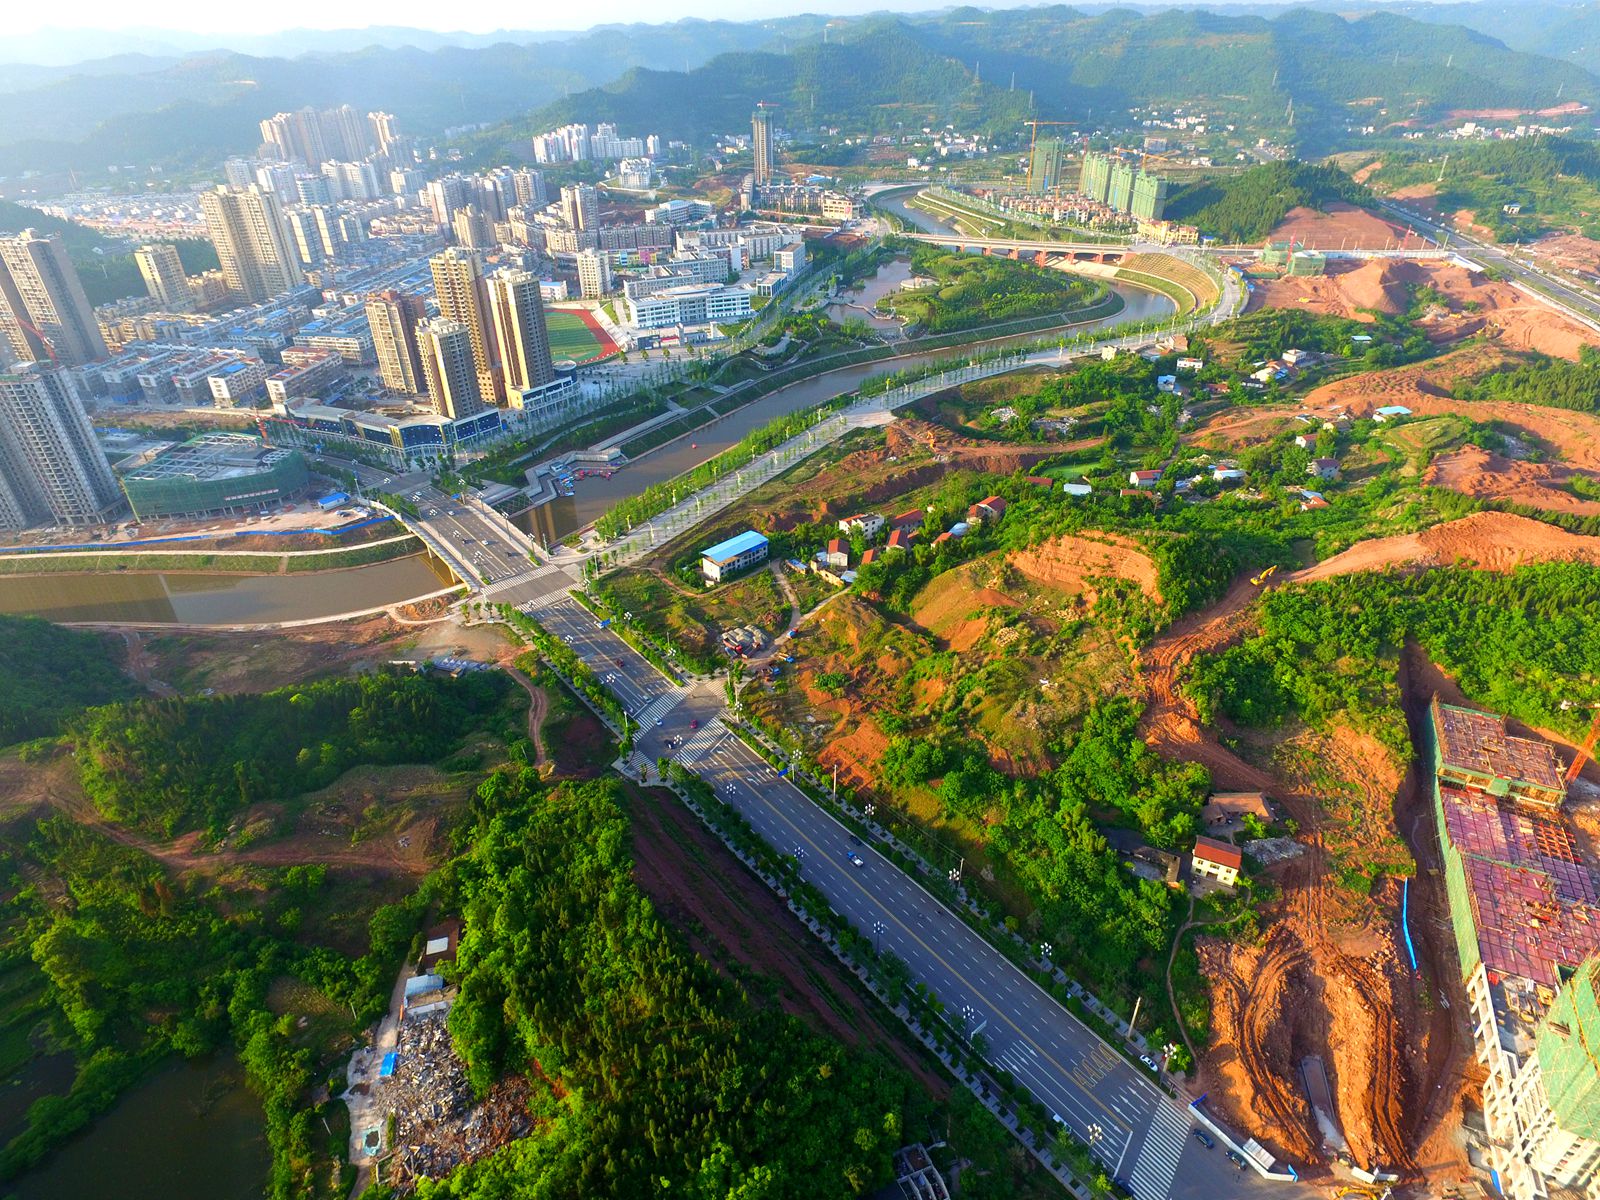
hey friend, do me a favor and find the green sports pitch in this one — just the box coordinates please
[544,310,614,363]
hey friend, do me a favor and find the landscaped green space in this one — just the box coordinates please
[879,244,1107,336]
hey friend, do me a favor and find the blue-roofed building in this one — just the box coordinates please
[701,530,769,583]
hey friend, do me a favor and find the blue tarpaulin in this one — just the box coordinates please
[380,1052,397,1077]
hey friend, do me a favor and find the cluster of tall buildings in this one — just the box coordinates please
[1078,151,1168,222]
[530,122,658,164]
[258,106,404,168]
[365,247,555,420]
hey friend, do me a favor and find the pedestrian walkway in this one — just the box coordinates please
[1128,1102,1191,1200]
[674,719,727,765]
[634,689,687,726]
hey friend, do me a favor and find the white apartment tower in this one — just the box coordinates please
[0,229,109,366]
[0,364,121,528]
[200,186,305,304]
[560,184,598,231]
[576,249,613,299]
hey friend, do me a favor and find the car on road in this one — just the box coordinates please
[690,719,700,729]
[654,718,663,727]
[843,850,865,868]
[1139,1054,1158,1072]
[1194,1129,1215,1150]
[1225,1149,1247,1171]
[848,834,862,846]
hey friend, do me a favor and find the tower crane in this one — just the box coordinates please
[1565,707,1600,785]
[1022,120,1078,195]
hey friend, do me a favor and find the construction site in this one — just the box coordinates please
[1429,698,1600,1200]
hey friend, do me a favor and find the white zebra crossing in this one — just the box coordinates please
[674,720,727,765]
[635,690,686,726]
[1126,1102,1190,1200]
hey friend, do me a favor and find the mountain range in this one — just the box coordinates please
[1,5,1595,177]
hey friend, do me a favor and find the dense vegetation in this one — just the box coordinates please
[1366,136,1600,241]
[1187,564,1600,755]
[401,771,926,1199]
[0,616,134,747]
[73,672,509,835]
[1458,345,1600,412]
[881,245,1104,335]
[1166,161,1371,243]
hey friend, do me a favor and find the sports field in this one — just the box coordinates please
[545,308,619,363]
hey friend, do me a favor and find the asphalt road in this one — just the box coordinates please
[531,598,1307,1200]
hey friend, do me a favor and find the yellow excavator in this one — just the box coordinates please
[1250,564,1279,586]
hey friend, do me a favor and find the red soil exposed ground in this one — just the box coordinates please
[1291,510,1600,579]
[1425,445,1600,517]
[1266,202,1418,251]
[1248,258,1600,359]
[1008,531,1163,604]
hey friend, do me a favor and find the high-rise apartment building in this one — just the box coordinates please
[1130,171,1169,222]
[367,111,402,158]
[488,269,555,400]
[430,248,499,405]
[425,176,470,227]
[259,105,369,166]
[365,291,429,396]
[1079,152,1112,205]
[560,184,598,232]
[576,249,613,300]
[512,169,548,210]
[416,318,487,420]
[752,105,774,187]
[201,186,305,304]
[286,209,327,267]
[1027,138,1065,196]
[134,243,195,312]
[451,206,496,250]
[0,229,109,367]
[0,364,121,529]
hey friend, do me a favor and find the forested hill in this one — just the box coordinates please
[520,22,1030,143]
[1167,161,1372,242]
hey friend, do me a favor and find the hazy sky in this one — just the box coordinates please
[14,1,943,37]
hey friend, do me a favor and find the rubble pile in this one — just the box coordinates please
[380,1011,533,1189]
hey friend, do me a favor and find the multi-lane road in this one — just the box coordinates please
[531,598,1305,1200]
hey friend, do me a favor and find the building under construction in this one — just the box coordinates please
[1077,152,1167,222]
[1430,698,1600,1200]
[1260,241,1327,276]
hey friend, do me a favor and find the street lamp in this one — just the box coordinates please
[873,919,887,953]
[1040,942,1053,960]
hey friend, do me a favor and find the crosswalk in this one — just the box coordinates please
[1126,1102,1190,1200]
[674,719,727,765]
[634,690,686,727]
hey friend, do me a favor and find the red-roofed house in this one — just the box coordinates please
[1025,475,1054,489]
[1129,469,1163,486]
[968,495,1007,523]
[891,508,924,533]
[934,531,954,544]
[1191,836,1242,886]
[886,528,916,551]
[818,538,848,570]
[860,548,879,566]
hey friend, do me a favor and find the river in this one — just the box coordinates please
[7,1052,269,1200]
[0,554,451,625]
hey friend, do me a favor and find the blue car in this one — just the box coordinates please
[843,850,865,868]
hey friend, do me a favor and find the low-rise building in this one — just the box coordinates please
[891,508,924,534]
[817,538,849,571]
[627,283,753,330]
[700,529,769,583]
[839,512,884,539]
[1307,457,1340,481]
[120,432,308,519]
[968,496,1007,523]
[1129,469,1162,486]
[1191,836,1242,887]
